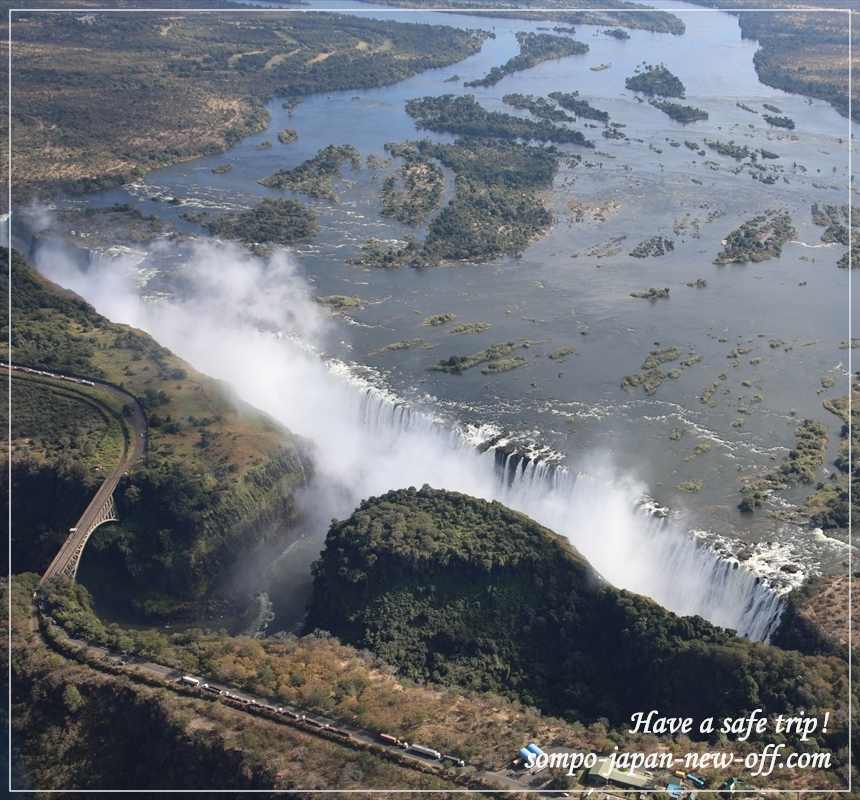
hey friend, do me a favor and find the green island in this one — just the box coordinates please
[624,63,685,98]
[603,27,631,40]
[211,163,233,174]
[548,345,576,360]
[502,93,575,123]
[811,203,849,246]
[423,313,455,327]
[464,32,588,88]
[204,198,319,245]
[739,419,828,513]
[622,345,701,395]
[362,136,562,266]
[431,342,530,374]
[547,91,610,122]
[649,99,708,123]
[305,485,849,736]
[629,235,674,258]
[405,94,594,146]
[450,321,491,335]
[370,338,434,354]
[704,138,754,160]
[277,128,298,144]
[381,143,445,224]
[763,114,796,130]
[630,287,670,301]
[350,238,420,270]
[714,210,796,265]
[259,144,361,201]
[805,384,859,529]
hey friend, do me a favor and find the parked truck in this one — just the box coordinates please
[408,743,442,760]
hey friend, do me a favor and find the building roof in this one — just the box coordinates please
[590,758,651,789]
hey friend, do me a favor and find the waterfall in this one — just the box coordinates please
[353,381,784,642]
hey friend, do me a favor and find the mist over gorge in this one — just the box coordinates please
[28,231,784,640]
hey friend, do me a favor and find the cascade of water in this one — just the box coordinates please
[354,383,784,641]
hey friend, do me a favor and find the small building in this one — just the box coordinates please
[585,757,651,790]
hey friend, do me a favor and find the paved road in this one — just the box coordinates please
[5,364,148,582]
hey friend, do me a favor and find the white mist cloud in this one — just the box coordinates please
[26,224,781,640]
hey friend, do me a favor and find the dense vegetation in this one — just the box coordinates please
[714,210,796,264]
[502,93,574,123]
[806,383,859,529]
[359,136,561,266]
[205,198,319,245]
[464,31,588,88]
[405,94,593,146]
[3,250,308,616]
[381,143,445,225]
[259,144,361,201]
[10,577,454,792]
[649,99,708,123]
[306,487,850,746]
[9,12,490,202]
[685,1,858,121]
[547,91,610,122]
[625,63,686,97]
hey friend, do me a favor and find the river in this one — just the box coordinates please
[25,1,856,635]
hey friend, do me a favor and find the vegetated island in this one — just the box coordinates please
[629,235,674,258]
[805,382,859,529]
[622,345,701,395]
[649,99,708,123]
[305,485,848,736]
[704,138,754,161]
[547,91,610,122]
[464,32,588,88]
[357,135,563,266]
[381,142,445,224]
[603,27,630,40]
[738,418,828,513]
[406,94,594,146]
[763,113,796,130]
[630,287,670,301]
[624,62,685,97]
[502,93,575,123]
[714,210,796,265]
[349,238,420,270]
[277,128,298,144]
[812,203,858,269]
[431,341,530,374]
[204,198,319,245]
[259,144,361,201]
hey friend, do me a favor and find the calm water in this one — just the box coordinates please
[47,1,856,585]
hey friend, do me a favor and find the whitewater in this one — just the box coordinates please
[30,235,785,641]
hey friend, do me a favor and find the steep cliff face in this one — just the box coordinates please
[306,486,848,734]
[3,248,311,615]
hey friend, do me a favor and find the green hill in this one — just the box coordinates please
[306,486,849,738]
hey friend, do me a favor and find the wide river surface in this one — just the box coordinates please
[36,0,856,612]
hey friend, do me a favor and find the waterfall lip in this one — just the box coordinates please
[339,355,788,640]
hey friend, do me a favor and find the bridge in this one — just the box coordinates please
[5,364,147,584]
